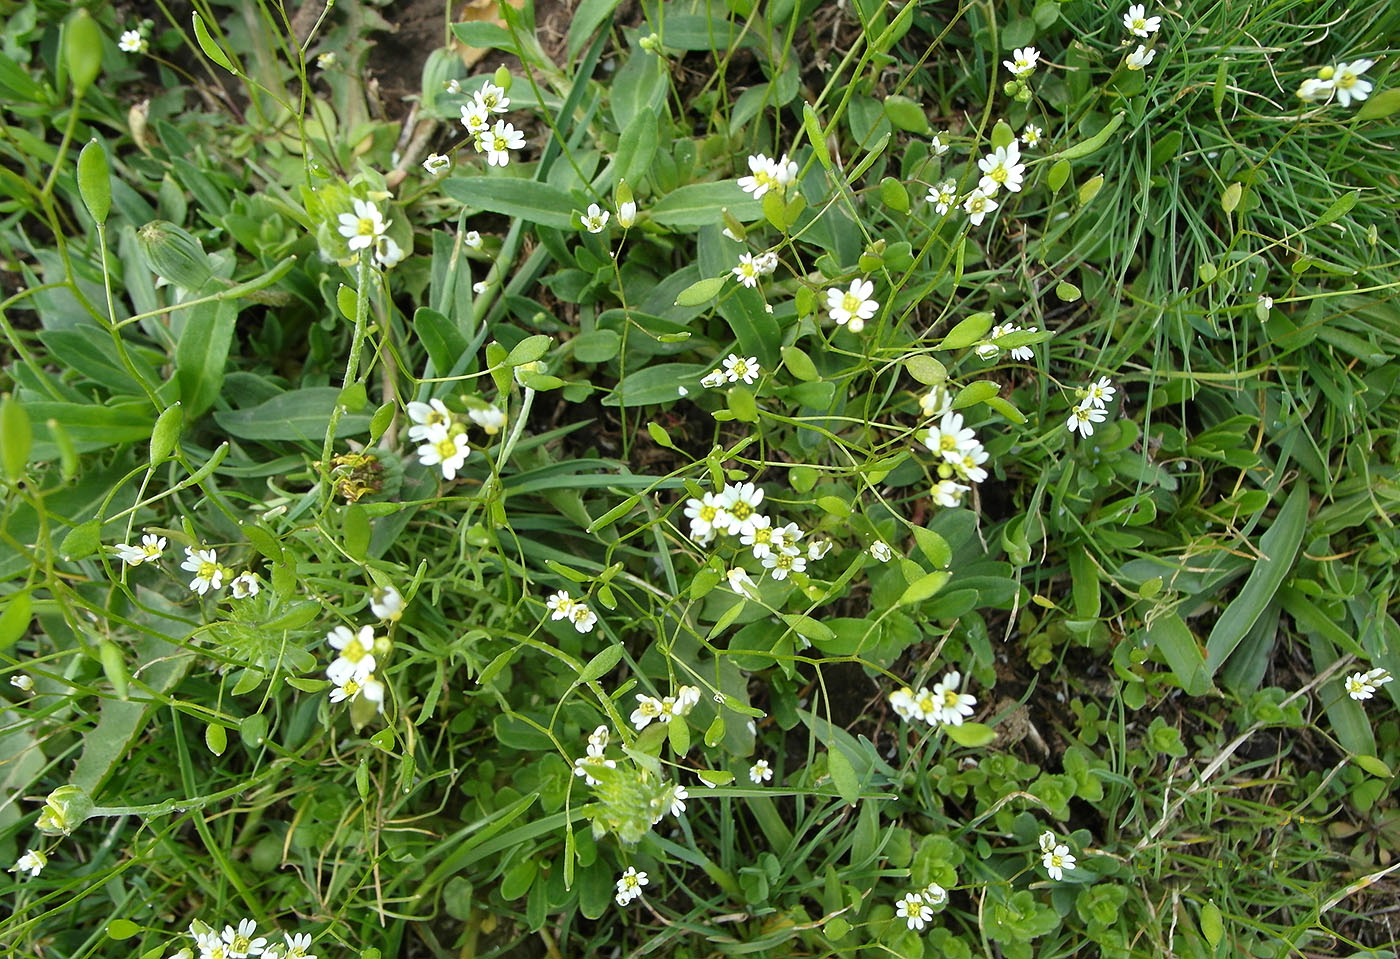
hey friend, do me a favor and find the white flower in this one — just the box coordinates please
[737,153,783,198]
[977,143,1025,195]
[1043,843,1077,880]
[700,369,727,389]
[669,784,689,817]
[546,590,574,620]
[926,179,958,216]
[1021,124,1043,148]
[614,866,648,905]
[1346,668,1393,701]
[929,671,977,725]
[1297,77,1333,102]
[1258,294,1274,316]
[1085,376,1116,408]
[740,514,777,558]
[373,235,404,270]
[890,685,918,720]
[727,567,761,600]
[230,572,260,599]
[181,547,225,595]
[1039,830,1058,854]
[568,603,598,633]
[749,759,773,783]
[1125,44,1156,71]
[974,341,1001,361]
[329,674,385,706]
[869,541,893,563]
[761,550,806,580]
[573,753,615,785]
[326,625,377,684]
[675,686,701,714]
[460,101,491,134]
[337,199,388,252]
[773,153,799,187]
[474,81,510,113]
[476,119,525,166]
[1009,325,1037,361]
[826,278,879,333]
[754,251,779,275]
[933,478,970,507]
[221,919,268,959]
[1332,59,1375,108]
[114,533,166,567]
[631,694,663,730]
[953,444,990,483]
[718,482,765,536]
[963,188,998,226]
[317,53,337,70]
[407,398,452,441]
[416,424,472,480]
[896,892,934,931]
[444,78,461,94]
[923,882,948,906]
[1003,46,1040,78]
[468,405,506,433]
[618,200,637,228]
[1067,403,1108,437]
[464,230,483,249]
[11,673,34,692]
[10,849,46,878]
[733,253,762,288]
[930,132,950,156]
[581,203,610,233]
[370,586,404,621]
[771,521,804,554]
[1123,4,1161,37]
[924,411,979,465]
[684,492,730,543]
[423,153,451,176]
[282,933,315,959]
[119,29,148,54]
[472,281,488,295]
[919,385,951,419]
[722,354,760,384]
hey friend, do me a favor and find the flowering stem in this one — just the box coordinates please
[321,257,373,503]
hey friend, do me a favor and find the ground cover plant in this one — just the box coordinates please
[2,0,1400,956]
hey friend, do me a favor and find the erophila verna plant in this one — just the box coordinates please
[2,0,1399,957]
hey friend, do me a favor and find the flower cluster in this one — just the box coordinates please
[1002,46,1041,102]
[1040,831,1077,880]
[1297,59,1375,108]
[408,397,503,480]
[573,725,618,785]
[630,685,700,731]
[683,483,823,580]
[1066,376,1117,438]
[614,866,648,906]
[924,141,1026,229]
[546,589,598,633]
[177,918,318,959]
[1345,667,1393,701]
[733,251,779,288]
[459,81,525,166]
[827,278,879,333]
[737,153,799,199]
[894,882,948,931]
[174,546,260,599]
[700,354,761,388]
[1120,4,1161,72]
[889,671,978,727]
[325,624,387,709]
[922,412,991,501]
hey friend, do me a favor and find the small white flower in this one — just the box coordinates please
[807,537,832,561]
[1039,830,1058,854]
[1043,843,1077,880]
[889,685,918,720]
[933,478,970,507]
[476,119,525,167]
[370,586,404,621]
[773,153,799,187]
[771,521,804,554]
[953,444,990,484]
[826,278,879,333]
[316,53,336,70]
[197,931,229,959]
[929,671,977,725]
[114,533,166,567]
[718,482,765,536]
[230,572,260,599]
[468,405,506,433]
[464,230,483,249]
[618,200,637,228]
[568,603,598,633]
[923,882,948,906]
[675,685,701,714]
[1346,668,1393,701]
[869,541,893,563]
[1003,46,1040,78]
[631,694,663,730]
[407,398,453,442]
[614,866,648,905]
[1021,124,1043,148]
[423,153,451,176]
[472,281,488,295]
[977,143,1025,195]
[669,784,689,816]
[1085,376,1116,409]
[1122,4,1161,37]
[722,354,761,385]
[10,848,46,878]
[581,203,610,233]
[963,188,998,226]
[221,919,268,959]
[896,892,934,931]
[1258,295,1274,314]
[181,547,225,595]
[927,179,958,216]
[760,550,806,580]
[416,424,472,480]
[10,673,34,692]
[1331,59,1375,108]
[733,253,762,288]
[474,81,510,113]
[749,759,773,783]
[373,235,404,270]
[119,29,148,54]
[326,625,377,684]
[1067,403,1108,437]
[573,753,616,786]
[546,590,574,620]
[684,492,730,542]
[727,567,761,599]
[460,101,491,134]
[923,411,978,465]
[740,514,777,558]
[1009,325,1037,361]
[754,251,779,275]
[920,385,951,419]
[337,198,389,252]
[700,369,727,389]
[1125,44,1156,71]
[282,933,315,959]
[737,153,783,198]
[929,132,950,156]
[1297,77,1334,102]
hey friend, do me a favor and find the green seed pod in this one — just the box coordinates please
[99,640,130,700]
[137,220,214,290]
[1,394,32,482]
[77,138,112,225]
[492,65,512,91]
[65,9,104,97]
[149,402,183,464]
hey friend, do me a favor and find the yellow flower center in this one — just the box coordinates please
[842,293,863,312]
[699,504,717,522]
[198,560,218,580]
[732,360,749,377]
[343,638,368,662]
[434,436,458,459]
[730,502,752,521]
[991,165,1008,183]
[1131,17,1145,29]
[940,435,958,452]
[492,135,508,150]
[357,218,376,236]
[942,689,961,707]
[1337,72,1356,89]
[753,527,771,544]
[774,554,792,570]
[970,197,986,212]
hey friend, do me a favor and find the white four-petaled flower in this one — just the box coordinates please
[581,203,610,233]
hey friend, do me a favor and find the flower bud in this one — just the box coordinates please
[36,785,94,836]
[65,9,104,97]
[138,220,214,291]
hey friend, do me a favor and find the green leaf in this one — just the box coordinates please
[1,394,32,480]
[781,346,819,382]
[899,571,951,606]
[440,177,577,229]
[1355,87,1400,121]
[176,299,236,418]
[1146,613,1212,696]
[504,334,552,368]
[566,0,624,60]
[1078,174,1105,205]
[952,380,1000,409]
[1204,484,1310,675]
[904,354,945,385]
[728,386,757,423]
[1055,112,1125,160]
[1353,754,1393,778]
[1199,902,1223,949]
[0,592,33,650]
[803,102,832,170]
[77,139,112,225]
[943,722,996,747]
[343,504,370,561]
[61,519,101,561]
[615,106,659,186]
[782,614,835,644]
[674,275,727,306]
[668,715,691,755]
[99,640,129,700]
[605,363,706,407]
[940,311,995,349]
[107,920,141,941]
[213,388,372,443]
[1221,181,1243,214]
[883,95,929,133]
[577,645,624,684]
[191,12,236,74]
[1315,191,1358,226]
[413,307,469,375]
[827,748,858,805]
[879,176,909,212]
[990,119,1015,149]
[647,421,675,449]
[649,182,764,229]
[1048,159,1071,194]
